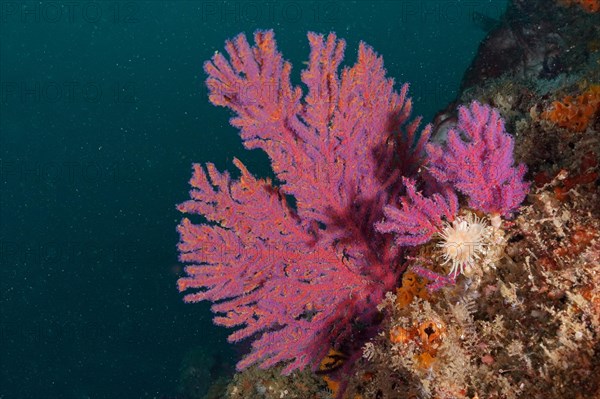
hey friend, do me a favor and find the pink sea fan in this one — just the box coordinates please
[177,30,428,374]
[375,178,458,246]
[426,101,529,217]
[177,159,370,373]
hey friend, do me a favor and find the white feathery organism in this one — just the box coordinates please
[437,212,491,277]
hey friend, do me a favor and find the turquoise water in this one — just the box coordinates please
[0,1,506,398]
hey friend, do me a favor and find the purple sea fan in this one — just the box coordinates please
[375,178,458,246]
[177,30,429,374]
[177,159,372,373]
[426,101,529,218]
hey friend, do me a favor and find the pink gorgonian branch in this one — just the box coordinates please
[178,30,428,375]
[426,101,529,218]
[375,178,458,246]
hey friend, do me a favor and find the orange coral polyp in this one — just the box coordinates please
[395,271,430,308]
[390,326,413,344]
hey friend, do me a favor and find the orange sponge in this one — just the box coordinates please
[560,0,600,12]
[542,85,600,132]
